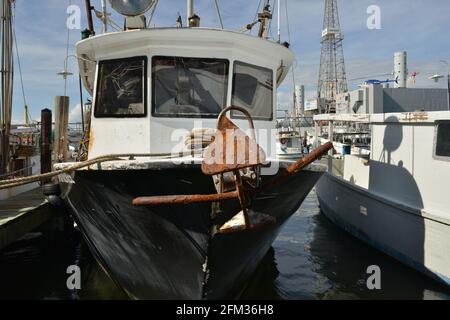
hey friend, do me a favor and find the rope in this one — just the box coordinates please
[0,152,203,190]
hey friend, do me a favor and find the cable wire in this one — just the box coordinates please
[11,4,33,126]
[214,0,224,29]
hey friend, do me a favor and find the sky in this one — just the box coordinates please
[9,0,450,123]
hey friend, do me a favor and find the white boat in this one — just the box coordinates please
[314,73,450,286]
[276,114,314,160]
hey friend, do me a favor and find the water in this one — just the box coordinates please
[1,190,449,300]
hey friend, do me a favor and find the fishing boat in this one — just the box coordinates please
[314,52,450,287]
[276,114,314,160]
[0,0,41,200]
[52,0,332,299]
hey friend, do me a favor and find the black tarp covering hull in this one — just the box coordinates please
[61,165,322,299]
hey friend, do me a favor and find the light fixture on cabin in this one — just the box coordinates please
[108,0,155,30]
[108,0,154,17]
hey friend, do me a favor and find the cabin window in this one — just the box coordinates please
[231,61,273,121]
[435,121,450,158]
[95,56,147,118]
[152,56,229,118]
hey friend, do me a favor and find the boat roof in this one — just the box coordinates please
[77,27,295,95]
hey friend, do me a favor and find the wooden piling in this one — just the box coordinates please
[40,109,52,182]
[53,96,69,163]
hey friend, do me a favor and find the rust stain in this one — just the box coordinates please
[133,191,239,206]
[88,128,94,153]
[401,112,429,122]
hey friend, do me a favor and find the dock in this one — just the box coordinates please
[0,188,52,250]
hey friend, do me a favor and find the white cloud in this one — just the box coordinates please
[69,103,82,123]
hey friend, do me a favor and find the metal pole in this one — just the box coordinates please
[277,0,281,43]
[258,0,271,39]
[187,0,193,26]
[84,0,95,34]
[447,74,450,111]
[79,76,85,135]
[328,121,334,156]
[101,0,108,33]
[440,60,450,111]
[1,0,13,175]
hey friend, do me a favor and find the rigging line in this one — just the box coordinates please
[78,75,84,140]
[285,0,291,45]
[254,0,262,21]
[63,0,72,97]
[214,0,224,29]
[11,7,28,117]
[250,0,262,34]
[267,0,273,39]
[284,0,297,109]
[108,19,122,31]
[147,0,159,28]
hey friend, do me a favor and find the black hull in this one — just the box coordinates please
[61,165,322,299]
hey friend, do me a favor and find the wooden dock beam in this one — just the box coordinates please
[0,188,52,250]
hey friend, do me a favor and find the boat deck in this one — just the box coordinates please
[0,188,52,250]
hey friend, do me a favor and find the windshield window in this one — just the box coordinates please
[152,56,229,118]
[231,61,273,121]
[95,56,147,117]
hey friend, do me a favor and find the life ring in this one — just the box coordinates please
[280,138,288,145]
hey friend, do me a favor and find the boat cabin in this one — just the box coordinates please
[77,28,294,159]
[314,111,450,224]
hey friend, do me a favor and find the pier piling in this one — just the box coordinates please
[54,96,69,163]
[40,109,52,183]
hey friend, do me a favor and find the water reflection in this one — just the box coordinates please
[0,190,449,300]
[241,247,282,300]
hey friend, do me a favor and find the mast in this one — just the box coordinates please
[187,0,193,25]
[187,0,199,27]
[101,0,108,33]
[277,0,281,43]
[258,0,272,39]
[84,0,95,35]
[0,0,13,175]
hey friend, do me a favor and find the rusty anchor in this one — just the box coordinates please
[132,106,333,232]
